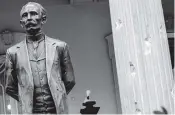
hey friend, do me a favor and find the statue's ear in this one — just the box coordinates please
[20,20,24,28]
[41,14,47,25]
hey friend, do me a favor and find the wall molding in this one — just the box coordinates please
[105,33,122,114]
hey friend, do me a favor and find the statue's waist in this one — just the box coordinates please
[33,84,56,110]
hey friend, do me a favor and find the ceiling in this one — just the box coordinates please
[0,0,69,11]
[0,0,173,15]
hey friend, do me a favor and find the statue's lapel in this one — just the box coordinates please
[17,39,33,85]
[45,36,56,81]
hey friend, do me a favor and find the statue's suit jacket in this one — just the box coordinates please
[5,35,75,114]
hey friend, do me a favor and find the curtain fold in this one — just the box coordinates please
[0,55,5,87]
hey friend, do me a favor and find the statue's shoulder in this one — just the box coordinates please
[46,36,67,48]
[7,40,24,54]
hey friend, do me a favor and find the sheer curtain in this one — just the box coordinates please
[0,32,25,114]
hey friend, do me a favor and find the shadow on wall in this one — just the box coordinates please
[153,106,168,114]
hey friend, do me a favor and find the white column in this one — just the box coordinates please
[109,0,174,114]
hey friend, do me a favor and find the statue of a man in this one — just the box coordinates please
[5,2,75,114]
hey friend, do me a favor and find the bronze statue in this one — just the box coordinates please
[5,2,75,114]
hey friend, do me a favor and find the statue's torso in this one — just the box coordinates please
[27,38,56,113]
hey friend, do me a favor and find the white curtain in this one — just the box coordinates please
[0,32,25,114]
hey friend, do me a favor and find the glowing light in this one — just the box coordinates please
[7,104,11,110]
[86,90,91,97]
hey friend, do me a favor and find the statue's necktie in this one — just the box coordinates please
[33,41,39,59]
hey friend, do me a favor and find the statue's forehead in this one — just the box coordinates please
[21,4,40,14]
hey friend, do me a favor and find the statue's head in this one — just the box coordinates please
[20,2,47,35]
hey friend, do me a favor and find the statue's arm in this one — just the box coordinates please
[61,43,75,95]
[5,50,19,101]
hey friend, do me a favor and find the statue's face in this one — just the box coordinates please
[20,4,43,34]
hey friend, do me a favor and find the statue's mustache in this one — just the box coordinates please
[25,21,37,28]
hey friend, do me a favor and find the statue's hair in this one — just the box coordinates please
[20,2,47,18]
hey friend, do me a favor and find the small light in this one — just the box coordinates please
[86,90,91,97]
[7,104,11,110]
